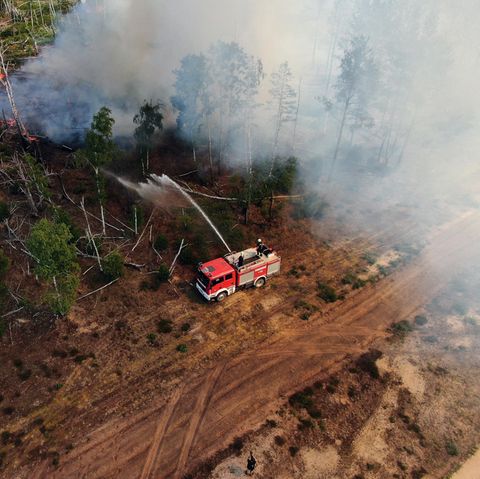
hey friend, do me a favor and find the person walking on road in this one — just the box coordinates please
[246,451,256,475]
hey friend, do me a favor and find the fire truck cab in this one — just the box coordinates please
[196,243,281,302]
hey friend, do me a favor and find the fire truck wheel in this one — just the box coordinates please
[254,277,266,288]
[216,292,227,302]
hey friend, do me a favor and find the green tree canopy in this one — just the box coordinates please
[27,219,78,281]
[83,106,116,169]
[27,219,80,316]
[133,100,163,175]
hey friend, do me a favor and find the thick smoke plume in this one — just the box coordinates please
[2,0,320,142]
[2,0,480,215]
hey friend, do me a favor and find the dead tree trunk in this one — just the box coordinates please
[0,47,28,139]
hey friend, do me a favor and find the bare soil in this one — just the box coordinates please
[1,209,478,479]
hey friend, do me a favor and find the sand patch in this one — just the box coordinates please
[298,446,340,479]
[260,294,283,311]
[394,357,425,400]
[446,315,466,333]
[353,389,397,464]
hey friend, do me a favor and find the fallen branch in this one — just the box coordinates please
[152,243,163,261]
[131,208,155,252]
[124,262,145,270]
[77,278,119,301]
[57,173,125,234]
[104,208,135,233]
[80,197,102,272]
[176,169,198,178]
[176,180,239,202]
[1,307,24,318]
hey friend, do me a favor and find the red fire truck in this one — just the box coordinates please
[196,242,281,302]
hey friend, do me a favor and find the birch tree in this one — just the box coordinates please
[133,100,163,176]
[76,106,116,235]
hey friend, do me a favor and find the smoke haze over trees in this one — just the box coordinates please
[1,0,480,204]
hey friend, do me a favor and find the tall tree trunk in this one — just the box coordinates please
[207,120,214,185]
[328,97,350,182]
[292,78,302,155]
[396,112,416,166]
[94,168,106,236]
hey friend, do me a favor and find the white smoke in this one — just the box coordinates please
[3,0,325,141]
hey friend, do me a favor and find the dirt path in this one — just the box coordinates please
[31,212,480,479]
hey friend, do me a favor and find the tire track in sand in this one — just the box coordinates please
[172,364,225,479]
[140,386,184,479]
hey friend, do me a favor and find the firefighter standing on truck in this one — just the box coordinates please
[256,239,267,256]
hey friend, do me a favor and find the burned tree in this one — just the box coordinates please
[133,100,163,176]
[0,151,51,216]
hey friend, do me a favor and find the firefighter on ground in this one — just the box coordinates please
[246,451,256,475]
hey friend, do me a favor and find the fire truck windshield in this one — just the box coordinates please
[197,271,210,289]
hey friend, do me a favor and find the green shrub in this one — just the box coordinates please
[446,440,459,456]
[362,251,377,265]
[179,245,198,265]
[356,350,383,379]
[156,264,170,282]
[307,407,322,419]
[391,320,414,337]
[289,392,313,409]
[46,273,80,316]
[0,201,10,222]
[84,237,103,256]
[464,316,478,327]
[0,250,9,279]
[452,302,468,316]
[13,359,23,369]
[342,272,366,289]
[231,437,243,453]
[176,343,188,353]
[414,315,428,326]
[317,282,338,302]
[147,333,157,345]
[157,319,173,334]
[298,418,314,430]
[274,435,286,446]
[52,207,81,242]
[1,431,11,445]
[292,193,329,220]
[326,384,336,394]
[154,234,168,251]
[181,323,191,332]
[101,252,124,280]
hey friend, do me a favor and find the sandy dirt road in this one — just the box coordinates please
[31,211,480,479]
